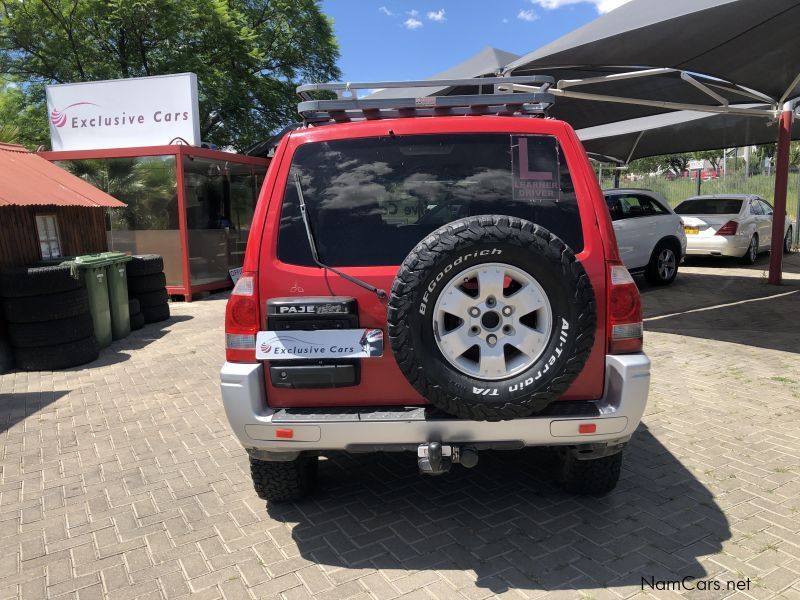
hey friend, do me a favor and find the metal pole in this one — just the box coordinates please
[614,170,620,188]
[695,169,702,196]
[768,105,794,285]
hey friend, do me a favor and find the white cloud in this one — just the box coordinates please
[529,0,633,14]
[427,9,446,21]
[404,17,423,29]
[517,9,538,21]
[407,9,419,16]
[502,17,509,23]
[378,6,393,16]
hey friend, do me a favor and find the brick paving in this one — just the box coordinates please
[1,253,800,600]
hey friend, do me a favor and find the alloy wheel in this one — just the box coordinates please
[432,262,553,380]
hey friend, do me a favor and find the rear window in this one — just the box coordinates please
[277,133,583,267]
[675,198,743,215]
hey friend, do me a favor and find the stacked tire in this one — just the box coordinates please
[0,265,99,371]
[129,298,145,331]
[127,255,170,324]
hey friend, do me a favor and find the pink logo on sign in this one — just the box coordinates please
[50,102,99,128]
[260,343,272,353]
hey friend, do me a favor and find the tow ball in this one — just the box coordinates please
[417,442,479,475]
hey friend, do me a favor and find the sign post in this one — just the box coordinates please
[46,73,201,151]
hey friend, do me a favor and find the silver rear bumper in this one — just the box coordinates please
[220,354,650,454]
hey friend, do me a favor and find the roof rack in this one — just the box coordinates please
[296,76,555,124]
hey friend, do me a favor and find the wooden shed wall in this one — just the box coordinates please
[0,206,108,268]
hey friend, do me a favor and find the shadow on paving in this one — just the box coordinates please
[638,269,800,353]
[0,390,69,434]
[62,313,194,370]
[266,425,730,594]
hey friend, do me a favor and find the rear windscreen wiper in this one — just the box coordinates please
[294,172,387,300]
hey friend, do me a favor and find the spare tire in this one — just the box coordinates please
[128,298,141,316]
[0,265,81,298]
[127,255,164,277]
[387,215,596,422]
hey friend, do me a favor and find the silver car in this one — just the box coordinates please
[675,194,793,264]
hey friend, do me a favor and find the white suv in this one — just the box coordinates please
[603,189,687,286]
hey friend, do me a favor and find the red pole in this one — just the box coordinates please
[176,146,193,301]
[767,106,794,285]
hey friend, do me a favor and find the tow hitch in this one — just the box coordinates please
[417,442,479,475]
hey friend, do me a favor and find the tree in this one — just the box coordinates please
[0,0,340,150]
[0,79,48,146]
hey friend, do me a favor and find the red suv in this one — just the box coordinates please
[221,79,650,502]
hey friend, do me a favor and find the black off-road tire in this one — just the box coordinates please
[0,265,81,298]
[388,215,596,422]
[135,288,168,308]
[250,455,318,502]
[644,240,680,286]
[13,336,99,371]
[128,298,141,316]
[555,450,623,495]
[784,227,793,254]
[141,303,170,323]
[2,288,89,324]
[126,255,164,277]
[7,313,94,348]
[0,339,12,375]
[127,272,167,294]
[741,235,758,265]
[130,311,145,331]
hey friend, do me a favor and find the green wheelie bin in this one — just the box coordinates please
[100,252,132,340]
[72,254,113,348]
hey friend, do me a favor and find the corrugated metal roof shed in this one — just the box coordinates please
[0,143,124,208]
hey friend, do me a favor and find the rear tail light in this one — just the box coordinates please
[225,273,259,362]
[607,264,643,354]
[715,220,739,236]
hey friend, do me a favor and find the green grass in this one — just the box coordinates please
[599,172,800,219]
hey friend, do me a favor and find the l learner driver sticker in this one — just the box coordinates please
[255,329,384,360]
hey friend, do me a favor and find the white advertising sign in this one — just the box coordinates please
[688,159,705,170]
[46,73,201,151]
[256,329,384,361]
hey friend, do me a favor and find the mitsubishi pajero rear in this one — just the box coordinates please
[220,77,650,502]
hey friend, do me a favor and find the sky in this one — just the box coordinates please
[320,0,633,83]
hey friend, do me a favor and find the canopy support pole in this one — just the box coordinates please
[768,104,794,285]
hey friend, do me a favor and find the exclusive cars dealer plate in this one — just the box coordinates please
[255,329,384,360]
[684,226,699,235]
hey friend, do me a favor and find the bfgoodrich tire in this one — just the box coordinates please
[388,215,596,422]
[13,336,99,371]
[0,265,81,298]
[2,287,89,324]
[250,455,318,502]
[126,255,164,277]
[7,313,94,348]
[127,272,166,294]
